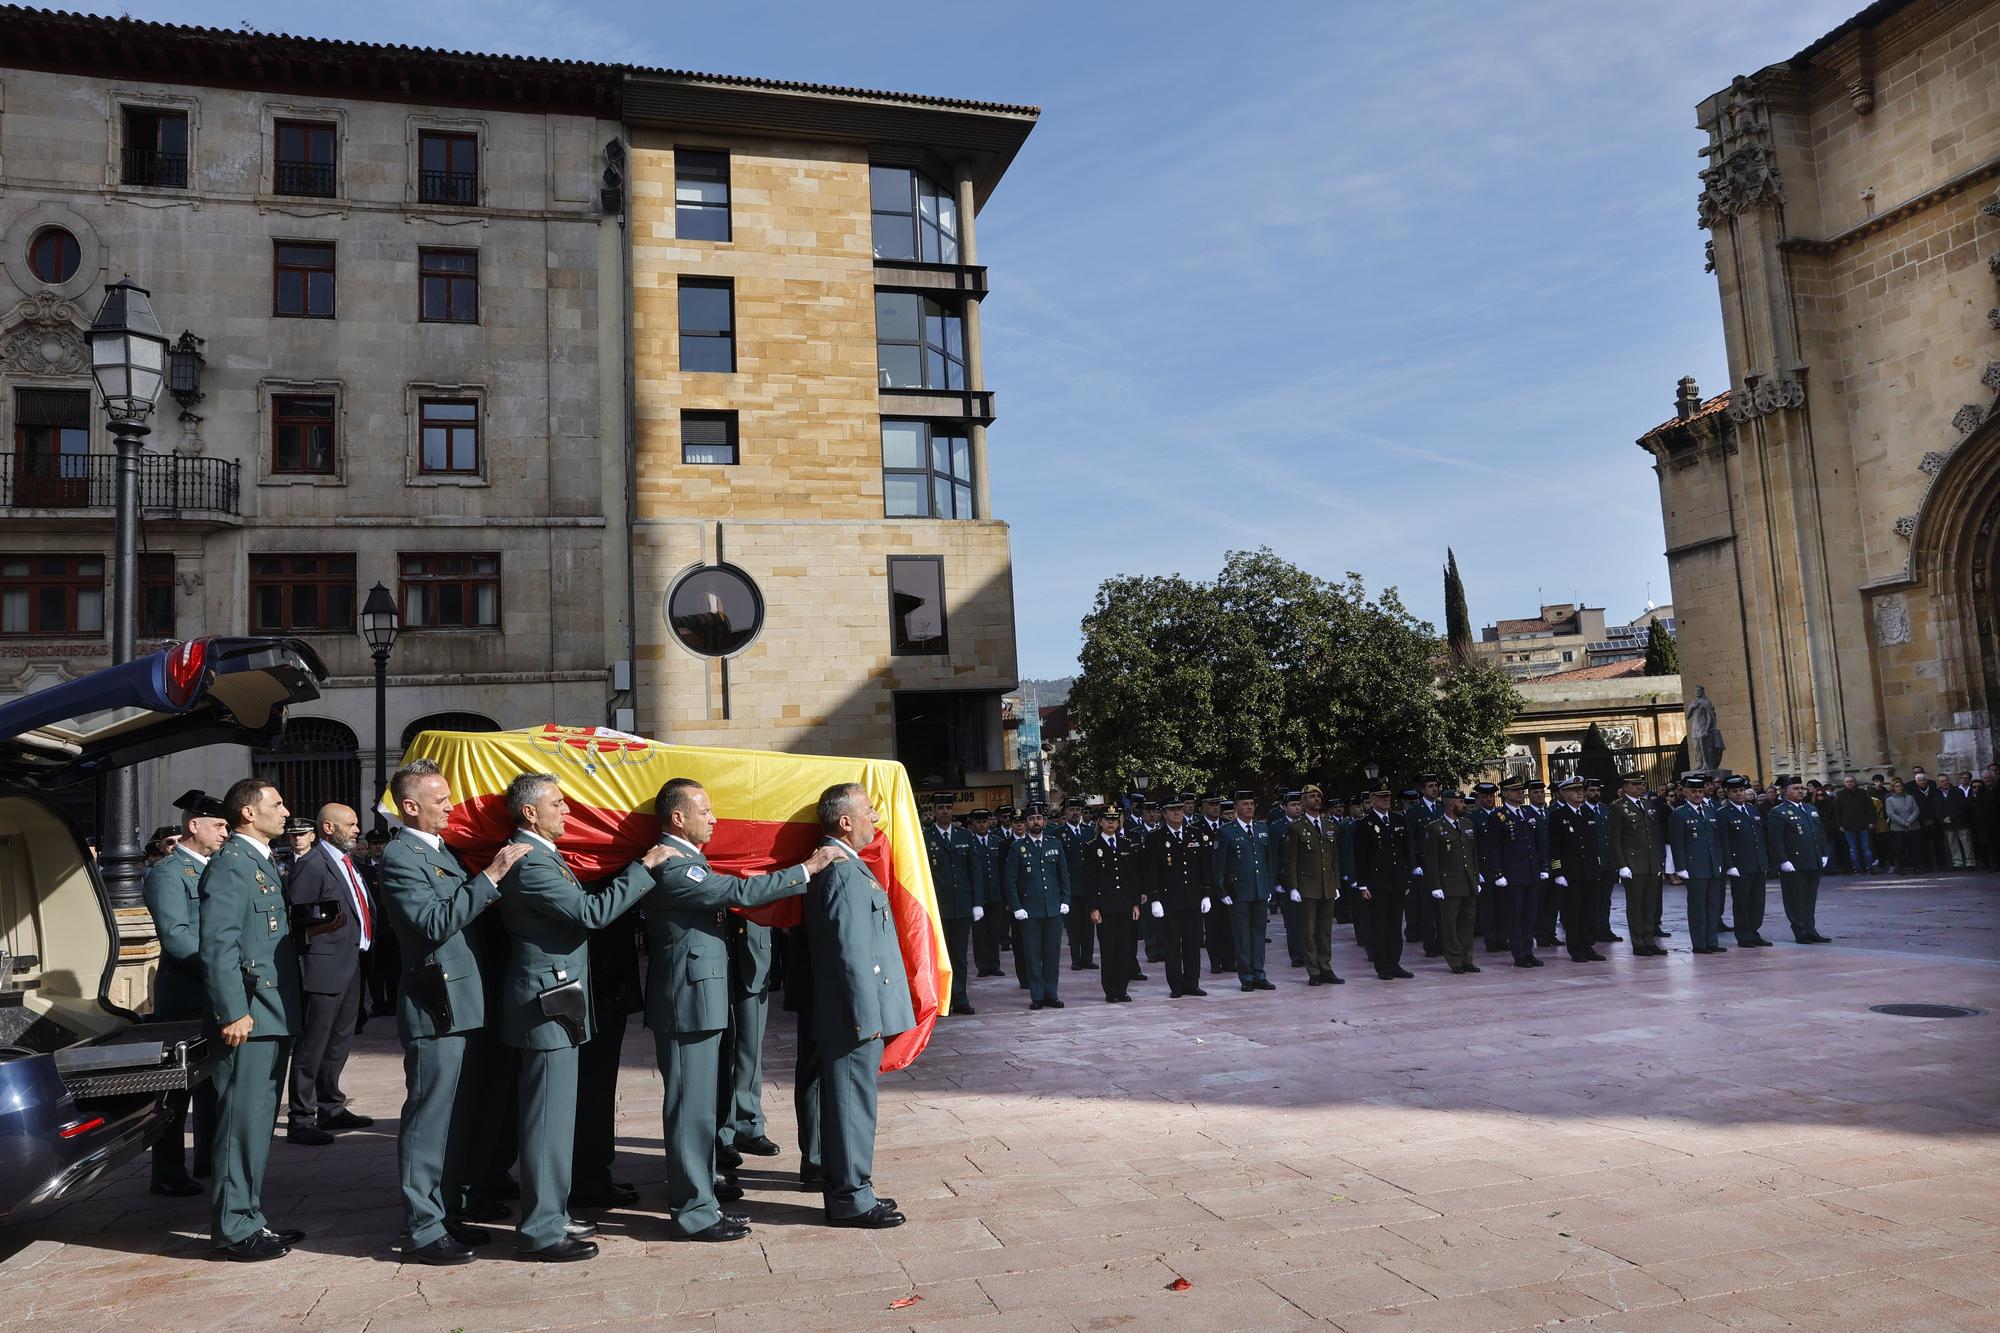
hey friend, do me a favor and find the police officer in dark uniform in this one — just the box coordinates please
[1717,775,1774,947]
[1469,782,1504,952]
[923,799,984,1015]
[1403,775,1445,958]
[1485,777,1546,968]
[1144,793,1211,997]
[1547,778,1607,962]
[1349,779,1412,979]
[1077,803,1143,1002]
[966,808,1007,976]
[1193,794,1233,975]
[1054,798,1096,972]
[1269,791,1305,968]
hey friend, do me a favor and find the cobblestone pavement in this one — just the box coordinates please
[2,872,1996,1331]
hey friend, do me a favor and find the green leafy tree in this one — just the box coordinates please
[1443,548,1475,667]
[1643,618,1680,676]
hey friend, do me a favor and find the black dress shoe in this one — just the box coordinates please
[1076,961,1098,970]
[1254,979,1276,991]
[1526,956,1544,967]
[1658,928,1672,937]
[1029,999,1044,1010]
[1449,965,1467,974]
[1045,998,1065,1009]
[565,1220,598,1241]
[572,1181,640,1208]
[1461,963,1481,973]
[977,969,1005,977]
[524,1238,599,1262]
[673,1218,751,1243]
[454,1198,510,1223]
[717,1142,743,1170]
[445,1221,493,1247]
[737,1134,781,1157]
[405,1235,475,1266]
[1602,933,1624,943]
[1116,993,1133,1003]
[286,1123,334,1146]
[1326,973,1344,985]
[321,1108,374,1130]
[1712,943,1728,952]
[1377,971,1401,980]
[716,1177,745,1203]
[1104,994,1122,1004]
[1131,972,1148,982]
[1240,981,1258,992]
[212,1233,290,1262]
[1187,987,1208,996]
[1585,951,1607,962]
[1755,937,1777,947]
[1391,967,1414,979]
[261,1226,307,1246]
[1513,958,1536,969]
[799,1168,825,1191]
[482,1176,521,1202]
[1308,974,1324,987]
[825,1201,905,1229]
[957,1003,976,1015]
[1806,932,1832,943]
[151,1176,202,1197]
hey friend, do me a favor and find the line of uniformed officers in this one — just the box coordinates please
[920,766,1838,1008]
[141,763,913,1265]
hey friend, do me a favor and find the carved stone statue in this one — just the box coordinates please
[1685,686,1724,773]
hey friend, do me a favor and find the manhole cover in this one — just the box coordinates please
[1868,1003,1984,1019]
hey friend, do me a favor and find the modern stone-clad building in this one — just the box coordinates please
[1640,0,2000,781]
[620,73,1036,791]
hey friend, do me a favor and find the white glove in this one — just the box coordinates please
[1058,903,1070,915]
[1554,876,1567,887]
[1820,856,1829,868]
[1289,889,1302,903]
[1150,901,1164,919]
[1538,871,1549,881]
[973,906,985,922]
[1495,876,1508,888]
[1725,868,1739,879]
[1012,908,1028,921]
[1780,860,1795,873]
[1199,897,1211,914]
[1222,895,1232,905]
[1430,888,1444,900]
[1412,866,1424,877]
[1618,866,1632,880]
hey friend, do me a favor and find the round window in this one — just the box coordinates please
[27,227,80,285]
[666,564,764,657]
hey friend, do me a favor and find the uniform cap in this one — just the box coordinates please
[1367,779,1393,796]
[1091,803,1115,818]
[968,807,992,819]
[1499,776,1527,792]
[1618,770,1646,783]
[995,804,1017,819]
[1556,777,1584,791]
[1776,775,1803,787]
[1178,790,1199,804]
[1231,789,1257,803]
[1722,776,1751,791]
[1681,774,1709,789]
[1024,801,1048,816]
[1201,793,1224,805]
[147,825,179,845]
[174,788,229,820]
[1062,797,1084,809]
[1283,790,1303,803]
[1526,780,1547,792]
[282,815,316,835]
[1398,787,1419,800]
[1160,793,1186,809]
[1472,781,1498,795]
[1300,783,1322,797]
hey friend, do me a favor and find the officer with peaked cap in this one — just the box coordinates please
[1608,770,1667,955]
[1717,775,1774,947]
[1215,789,1276,991]
[1669,773,1729,953]
[144,789,230,1196]
[1547,778,1607,962]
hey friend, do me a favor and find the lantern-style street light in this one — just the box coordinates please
[361,583,401,833]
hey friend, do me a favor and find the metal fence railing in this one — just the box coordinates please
[2,453,240,515]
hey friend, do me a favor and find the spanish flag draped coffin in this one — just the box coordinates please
[386,725,947,1072]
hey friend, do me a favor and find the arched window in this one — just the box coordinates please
[400,711,499,751]
[253,717,360,818]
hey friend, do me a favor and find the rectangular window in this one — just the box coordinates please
[675,149,731,242]
[418,399,480,474]
[12,389,91,506]
[870,165,958,264]
[121,107,188,188]
[678,278,735,373]
[418,249,479,323]
[274,120,337,197]
[893,691,989,787]
[0,555,103,636]
[248,553,355,633]
[681,411,739,465]
[273,242,335,318]
[399,553,500,629]
[876,292,965,390]
[418,131,479,205]
[881,420,974,519]
[271,395,337,475]
[888,555,948,656]
[141,553,175,638]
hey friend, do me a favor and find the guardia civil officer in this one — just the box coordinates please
[1350,780,1412,979]
[1054,798,1096,971]
[1215,790,1276,991]
[1144,793,1211,997]
[1669,774,1729,954]
[1420,789,1482,974]
[1004,802,1071,1008]
[1767,776,1832,943]
[1717,775,1774,947]
[1193,795,1233,975]
[142,789,227,1196]
[1403,775,1445,957]
[1546,778,1607,962]
[1484,777,1546,968]
[924,799,984,1015]
[966,808,1008,976]
[1469,782,1505,952]
[1608,771,1668,956]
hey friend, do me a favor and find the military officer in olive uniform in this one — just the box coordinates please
[1420,789,1482,973]
[1767,776,1833,943]
[143,789,228,1196]
[493,774,663,1262]
[199,778,314,1262]
[1669,774,1729,954]
[1547,778,1608,962]
[806,782,916,1229]
[924,799,985,1014]
[1216,790,1276,991]
[1717,775,1775,947]
[1004,802,1071,1008]
[1283,784,1344,985]
[1077,803,1144,1002]
[1350,781,1413,979]
[966,809,1008,977]
[1608,771,1668,956]
[638,778,835,1244]
[378,760,529,1264]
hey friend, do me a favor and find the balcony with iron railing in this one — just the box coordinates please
[2,453,240,522]
[121,146,187,189]
[419,170,479,206]
[275,159,336,198]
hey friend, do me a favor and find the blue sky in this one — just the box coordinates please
[132,0,1861,676]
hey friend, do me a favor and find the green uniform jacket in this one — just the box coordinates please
[1608,796,1666,875]
[378,829,502,1040]
[639,839,807,1035]
[805,840,917,1045]
[1421,815,1480,897]
[143,844,208,1018]
[1003,834,1070,917]
[1215,819,1275,899]
[1718,801,1769,876]
[969,831,1006,902]
[924,823,984,919]
[494,833,654,1050]
[1765,800,1827,867]
[197,834,301,1033]
[1669,802,1728,877]
[1283,815,1342,900]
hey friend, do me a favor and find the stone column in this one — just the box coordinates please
[955,165,991,520]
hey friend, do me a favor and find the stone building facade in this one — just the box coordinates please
[619,76,1036,789]
[1479,663,1687,789]
[1640,0,2000,783]
[0,14,625,860]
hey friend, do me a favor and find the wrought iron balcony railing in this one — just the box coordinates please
[2,453,240,516]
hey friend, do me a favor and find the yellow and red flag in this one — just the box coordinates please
[384,724,947,1071]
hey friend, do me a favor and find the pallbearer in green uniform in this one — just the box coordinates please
[493,774,660,1262]
[805,783,915,1229]
[1766,776,1833,943]
[1717,775,1774,947]
[1421,790,1482,974]
[379,759,529,1265]
[143,789,227,1197]
[199,778,316,1262]
[1608,771,1668,956]
[637,778,832,1244]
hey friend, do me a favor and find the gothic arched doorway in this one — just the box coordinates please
[1903,409,2000,771]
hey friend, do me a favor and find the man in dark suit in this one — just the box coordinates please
[805,783,915,1229]
[1349,780,1412,980]
[1547,779,1608,962]
[141,789,228,1196]
[283,802,377,1145]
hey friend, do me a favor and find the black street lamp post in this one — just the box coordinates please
[87,277,168,911]
[361,582,400,833]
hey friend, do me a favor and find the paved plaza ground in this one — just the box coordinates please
[2,871,1996,1331]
